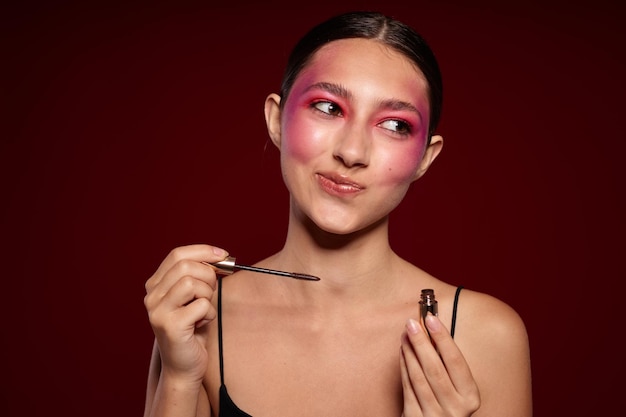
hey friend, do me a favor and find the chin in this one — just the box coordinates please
[308,214,386,241]
[292,199,387,238]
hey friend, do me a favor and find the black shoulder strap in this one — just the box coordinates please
[218,276,225,386]
[450,286,464,339]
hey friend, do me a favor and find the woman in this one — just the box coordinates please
[143,11,532,417]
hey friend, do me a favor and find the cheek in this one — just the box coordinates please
[281,108,326,163]
[379,142,425,185]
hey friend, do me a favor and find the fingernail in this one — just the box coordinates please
[407,318,420,335]
[212,247,227,257]
[425,314,440,332]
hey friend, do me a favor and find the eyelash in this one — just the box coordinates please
[312,101,343,117]
[379,119,412,136]
[310,100,413,136]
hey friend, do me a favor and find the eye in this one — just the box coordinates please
[378,119,412,135]
[312,101,343,117]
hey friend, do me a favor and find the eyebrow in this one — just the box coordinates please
[304,82,352,99]
[378,99,419,114]
[304,81,423,121]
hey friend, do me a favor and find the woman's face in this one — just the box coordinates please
[269,38,441,235]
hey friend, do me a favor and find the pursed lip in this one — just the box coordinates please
[316,172,365,194]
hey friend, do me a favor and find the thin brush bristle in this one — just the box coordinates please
[291,272,321,281]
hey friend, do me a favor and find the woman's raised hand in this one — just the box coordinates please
[400,314,481,417]
[144,244,228,386]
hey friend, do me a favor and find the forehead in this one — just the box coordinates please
[293,38,429,104]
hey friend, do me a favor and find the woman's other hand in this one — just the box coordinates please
[400,314,480,417]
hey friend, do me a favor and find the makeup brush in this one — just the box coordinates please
[207,256,320,281]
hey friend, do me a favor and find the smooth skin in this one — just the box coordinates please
[144,38,532,417]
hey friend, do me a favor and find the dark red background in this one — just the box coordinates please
[2,1,624,416]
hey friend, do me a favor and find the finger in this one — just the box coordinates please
[166,274,216,308]
[153,296,214,360]
[400,340,422,417]
[424,314,477,397]
[149,297,216,344]
[146,275,215,330]
[146,255,217,299]
[180,296,216,329]
[403,323,441,410]
[146,244,228,291]
[145,262,216,315]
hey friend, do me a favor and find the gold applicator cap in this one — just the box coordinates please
[211,256,236,275]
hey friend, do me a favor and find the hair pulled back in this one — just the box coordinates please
[280,11,443,137]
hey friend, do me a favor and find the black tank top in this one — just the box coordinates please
[217,278,464,417]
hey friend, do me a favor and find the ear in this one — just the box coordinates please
[264,93,282,148]
[412,134,444,181]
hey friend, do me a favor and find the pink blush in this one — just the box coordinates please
[280,105,329,163]
[377,142,426,185]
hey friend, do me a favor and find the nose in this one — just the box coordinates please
[333,123,370,168]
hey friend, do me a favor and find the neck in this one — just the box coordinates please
[273,208,400,297]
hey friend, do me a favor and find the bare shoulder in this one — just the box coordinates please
[453,288,532,416]
[454,288,528,344]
